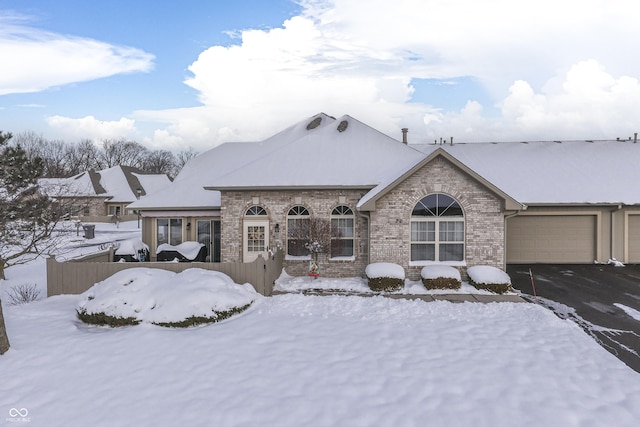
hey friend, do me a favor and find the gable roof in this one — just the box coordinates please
[357,148,524,211]
[41,166,171,203]
[204,114,425,190]
[412,140,640,205]
[130,113,340,209]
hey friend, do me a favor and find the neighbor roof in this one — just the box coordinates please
[41,165,172,203]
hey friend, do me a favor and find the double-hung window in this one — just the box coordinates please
[411,194,464,262]
[330,206,354,257]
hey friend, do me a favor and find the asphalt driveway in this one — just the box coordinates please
[507,264,640,374]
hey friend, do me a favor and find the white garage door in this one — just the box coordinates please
[507,215,596,263]
[628,215,640,263]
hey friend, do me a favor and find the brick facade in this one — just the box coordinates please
[369,156,505,280]
[221,190,370,277]
[221,155,506,280]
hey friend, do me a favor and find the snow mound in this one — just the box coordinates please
[421,265,461,281]
[156,241,204,258]
[115,238,149,255]
[365,262,405,279]
[77,268,260,326]
[467,266,511,284]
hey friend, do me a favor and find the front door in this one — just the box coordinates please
[243,220,269,262]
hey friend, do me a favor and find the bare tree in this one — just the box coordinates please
[287,217,333,259]
[0,303,8,354]
[65,139,100,175]
[176,146,198,171]
[143,149,177,177]
[97,139,148,169]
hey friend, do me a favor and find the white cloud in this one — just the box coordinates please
[46,115,136,141]
[422,60,640,142]
[0,14,154,95]
[116,1,640,148]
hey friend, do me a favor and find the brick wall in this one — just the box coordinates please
[221,155,506,280]
[369,156,505,280]
[221,190,369,277]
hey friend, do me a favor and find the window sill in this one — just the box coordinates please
[409,260,467,267]
[285,255,312,261]
[329,256,355,262]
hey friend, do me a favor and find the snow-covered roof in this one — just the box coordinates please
[131,113,425,210]
[131,113,640,212]
[40,166,171,203]
[206,114,424,189]
[412,140,640,205]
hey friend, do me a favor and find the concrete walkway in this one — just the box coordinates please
[272,290,527,303]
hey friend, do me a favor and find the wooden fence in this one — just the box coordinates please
[47,250,284,297]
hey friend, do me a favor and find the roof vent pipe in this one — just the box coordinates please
[634,132,638,143]
[450,137,454,146]
[401,128,408,144]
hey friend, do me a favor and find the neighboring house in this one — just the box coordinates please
[41,165,172,221]
[128,113,640,279]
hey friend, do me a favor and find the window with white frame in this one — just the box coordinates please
[411,194,464,262]
[287,205,310,256]
[331,205,354,257]
[157,218,183,246]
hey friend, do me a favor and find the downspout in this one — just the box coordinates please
[358,211,371,268]
[503,205,527,270]
[611,204,623,262]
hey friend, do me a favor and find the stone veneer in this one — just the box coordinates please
[369,155,505,280]
[220,189,370,278]
[220,155,506,280]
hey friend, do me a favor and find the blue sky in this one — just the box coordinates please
[2,0,640,151]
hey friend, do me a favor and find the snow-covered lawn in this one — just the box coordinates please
[2,221,640,426]
[3,293,640,426]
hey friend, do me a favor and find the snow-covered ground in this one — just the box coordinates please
[2,222,640,426]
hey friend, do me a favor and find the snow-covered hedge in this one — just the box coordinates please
[365,262,405,292]
[467,266,512,294]
[76,268,259,327]
[421,265,461,290]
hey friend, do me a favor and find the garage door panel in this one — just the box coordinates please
[507,215,596,263]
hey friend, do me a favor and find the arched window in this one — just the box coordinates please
[331,205,354,257]
[411,194,464,262]
[245,205,267,216]
[287,205,310,256]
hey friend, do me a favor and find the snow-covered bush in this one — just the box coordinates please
[467,266,512,294]
[76,268,259,327]
[421,265,461,290]
[365,262,405,292]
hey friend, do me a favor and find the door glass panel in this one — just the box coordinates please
[247,225,265,252]
[197,220,211,262]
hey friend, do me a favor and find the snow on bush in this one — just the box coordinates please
[77,268,260,327]
[421,265,461,290]
[467,266,512,294]
[421,265,461,281]
[365,262,405,292]
[365,262,405,280]
[467,266,511,285]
